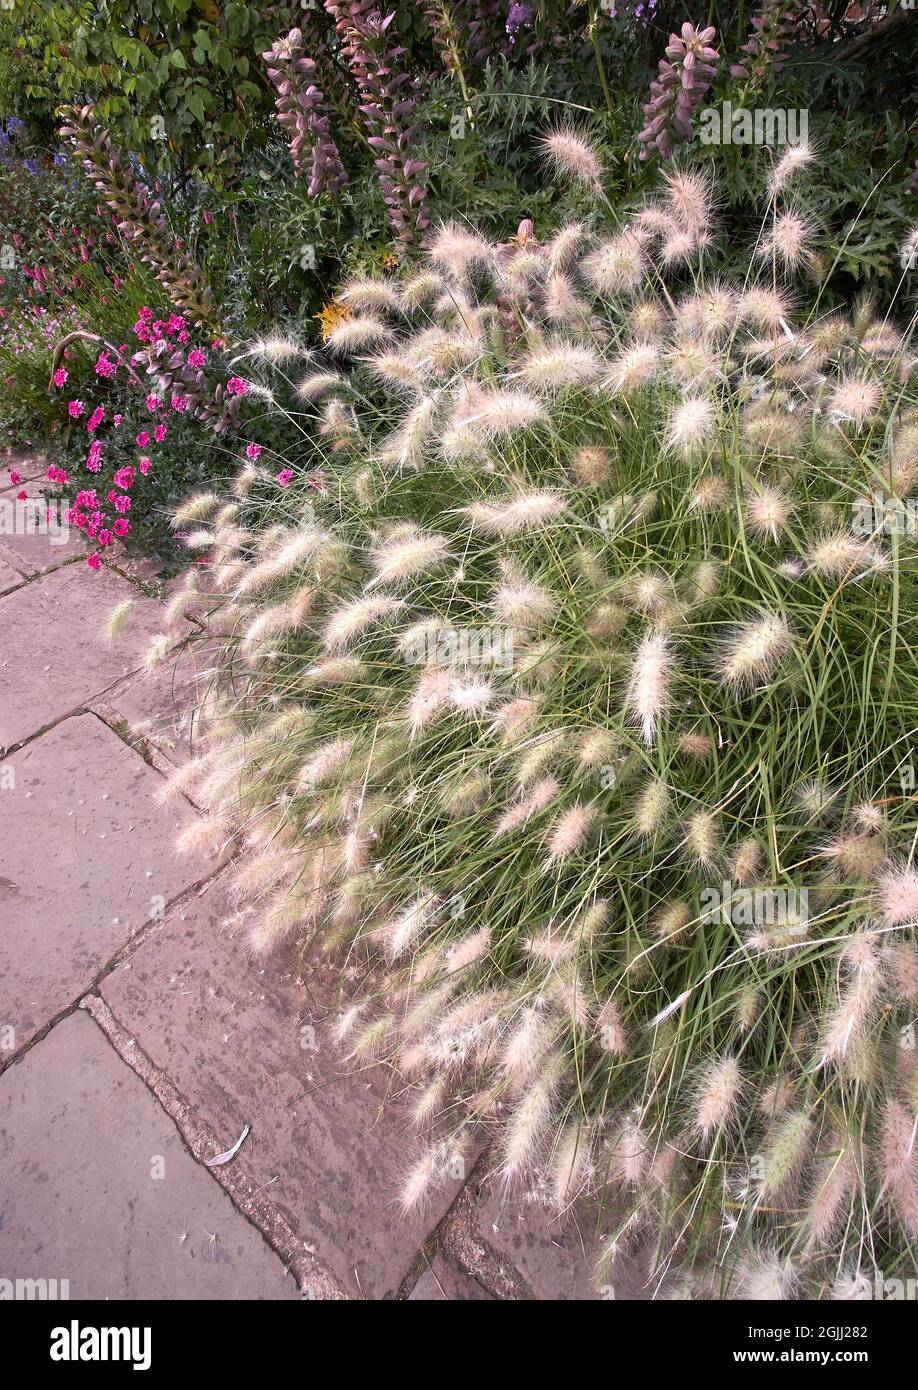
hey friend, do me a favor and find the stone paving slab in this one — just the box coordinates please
[0,561,172,750]
[0,1012,297,1299]
[0,453,49,493]
[472,1186,645,1299]
[0,552,23,596]
[102,635,214,766]
[408,1252,495,1300]
[473,1189,603,1300]
[101,876,466,1299]
[0,714,208,1056]
[0,476,84,574]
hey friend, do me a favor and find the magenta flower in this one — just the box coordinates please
[52,367,68,388]
[138,455,151,475]
[94,352,116,377]
[276,468,294,487]
[87,553,102,571]
[245,442,263,460]
[226,376,247,396]
[145,394,162,411]
[113,467,135,490]
[86,406,104,432]
[187,348,207,368]
[67,399,84,418]
[113,495,131,514]
[136,431,149,447]
[113,518,130,538]
[153,423,167,442]
[9,470,21,485]
[98,529,113,546]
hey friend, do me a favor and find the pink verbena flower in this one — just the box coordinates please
[67,399,84,418]
[86,406,104,432]
[226,376,247,396]
[187,348,207,368]
[276,468,294,487]
[153,423,167,442]
[112,518,131,538]
[52,367,68,388]
[136,431,149,447]
[246,442,263,460]
[94,352,116,377]
[87,552,102,570]
[138,455,151,475]
[113,466,135,490]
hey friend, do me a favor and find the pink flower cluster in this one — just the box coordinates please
[45,306,247,572]
[132,305,189,346]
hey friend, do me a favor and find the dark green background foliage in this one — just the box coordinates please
[0,0,915,562]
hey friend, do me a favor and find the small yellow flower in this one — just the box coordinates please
[316,300,351,341]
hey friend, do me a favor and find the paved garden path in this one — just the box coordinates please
[0,451,631,1301]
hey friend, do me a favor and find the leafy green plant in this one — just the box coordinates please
[8,0,296,188]
[159,149,918,1296]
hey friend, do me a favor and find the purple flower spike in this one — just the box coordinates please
[262,28,348,197]
[730,0,802,90]
[637,23,720,162]
[324,3,430,255]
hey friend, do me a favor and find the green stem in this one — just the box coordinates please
[588,1,614,116]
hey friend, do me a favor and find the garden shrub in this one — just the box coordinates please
[158,142,918,1296]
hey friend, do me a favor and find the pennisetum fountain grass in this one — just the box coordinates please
[151,137,918,1298]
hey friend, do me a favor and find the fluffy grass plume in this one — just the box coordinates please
[167,162,918,1299]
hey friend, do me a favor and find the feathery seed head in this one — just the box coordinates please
[540,125,602,189]
[828,374,880,430]
[666,395,717,457]
[570,443,615,486]
[718,611,791,691]
[632,778,671,838]
[768,140,814,195]
[744,483,793,543]
[692,1055,743,1143]
[582,233,646,296]
[625,631,673,745]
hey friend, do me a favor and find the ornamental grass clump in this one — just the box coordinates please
[165,153,918,1298]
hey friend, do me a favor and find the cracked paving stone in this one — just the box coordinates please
[0,562,174,749]
[102,876,469,1298]
[408,1253,494,1300]
[0,1012,298,1299]
[0,714,210,1055]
